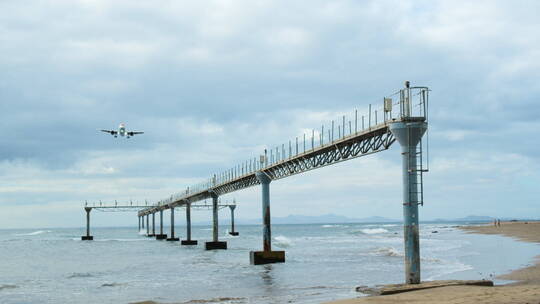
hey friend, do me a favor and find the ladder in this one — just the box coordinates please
[408,132,429,206]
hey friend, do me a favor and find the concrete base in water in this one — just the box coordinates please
[205,241,227,250]
[81,236,93,241]
[155,234,167,240]
[229,232,239,236]
[181,240,198,245]
[166,237,180,241]
[250,251,285,265]
[146,234,155,237]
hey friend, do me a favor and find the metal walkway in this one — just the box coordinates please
[85,201,236,212]
[138,122,395,216]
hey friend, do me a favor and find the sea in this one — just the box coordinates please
[1,222,539,304]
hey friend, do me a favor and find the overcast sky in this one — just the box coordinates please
[1,0,539,229]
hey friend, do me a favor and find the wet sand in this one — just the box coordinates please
[326,221,540,304]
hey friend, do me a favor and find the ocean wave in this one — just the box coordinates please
[100,282,125,288]
[273,235,293,248]
[181,297,245,303]
[422,257,443,263]
[321,224,347,228]
[425,262,474,280]
[72,238,147,242]
[360,228,389,234]
[95,239,148,242]
[0,284,18,291]
[290,285,344,290]
[138,230,147,235]
[371,246,403,257]
[67,272,94,279]
[15,230,51,236]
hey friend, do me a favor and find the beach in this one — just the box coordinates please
[327,221,540,304]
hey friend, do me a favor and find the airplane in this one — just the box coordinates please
[100,123,144,138]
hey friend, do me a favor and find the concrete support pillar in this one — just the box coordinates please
[150,213,155,237]
[229,205,239,236]
[81,207,93,240]
[186,204,191,239]
[146,215,150,236]
[138,216,141,231]
[390,120,427,284]
[205,194,227,250]
[160,210,163,234]
[181,202,197,245]
[212,195,218,242]
[155,209,167,240]
[142,215,145,228]
[167,207,179,241]
[250,172,284,264]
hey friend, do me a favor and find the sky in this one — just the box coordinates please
[0,0,539,228]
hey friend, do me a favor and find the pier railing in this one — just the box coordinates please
[85,200,236,212]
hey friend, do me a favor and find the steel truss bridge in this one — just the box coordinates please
[138,124,395,216]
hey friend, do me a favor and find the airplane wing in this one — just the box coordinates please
[127,131,144,136]
[100,129,118,135]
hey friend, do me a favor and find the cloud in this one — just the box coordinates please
[0,0,539,227]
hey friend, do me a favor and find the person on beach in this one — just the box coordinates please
[497,219,501,227]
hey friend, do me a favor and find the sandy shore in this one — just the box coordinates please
[326,221,540,304]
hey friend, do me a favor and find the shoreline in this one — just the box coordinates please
[326,221,540,304]
[461,221,540,285]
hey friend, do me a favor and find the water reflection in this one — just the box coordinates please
[260,265,274,286]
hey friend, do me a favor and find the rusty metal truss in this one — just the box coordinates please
[138,124,395,216]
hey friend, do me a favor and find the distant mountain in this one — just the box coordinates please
[432,215,495,222]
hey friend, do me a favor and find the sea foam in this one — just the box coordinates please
[16,230,51,236]
[273,235,293,248]
[322,224,345,228]
[372,247,403,257]
[360,228,389,234]
[16,230,52,236]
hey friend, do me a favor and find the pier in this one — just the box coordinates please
[80,200,238,245]
[84,82,429,284]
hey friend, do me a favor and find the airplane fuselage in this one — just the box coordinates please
[118,124,126,137]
